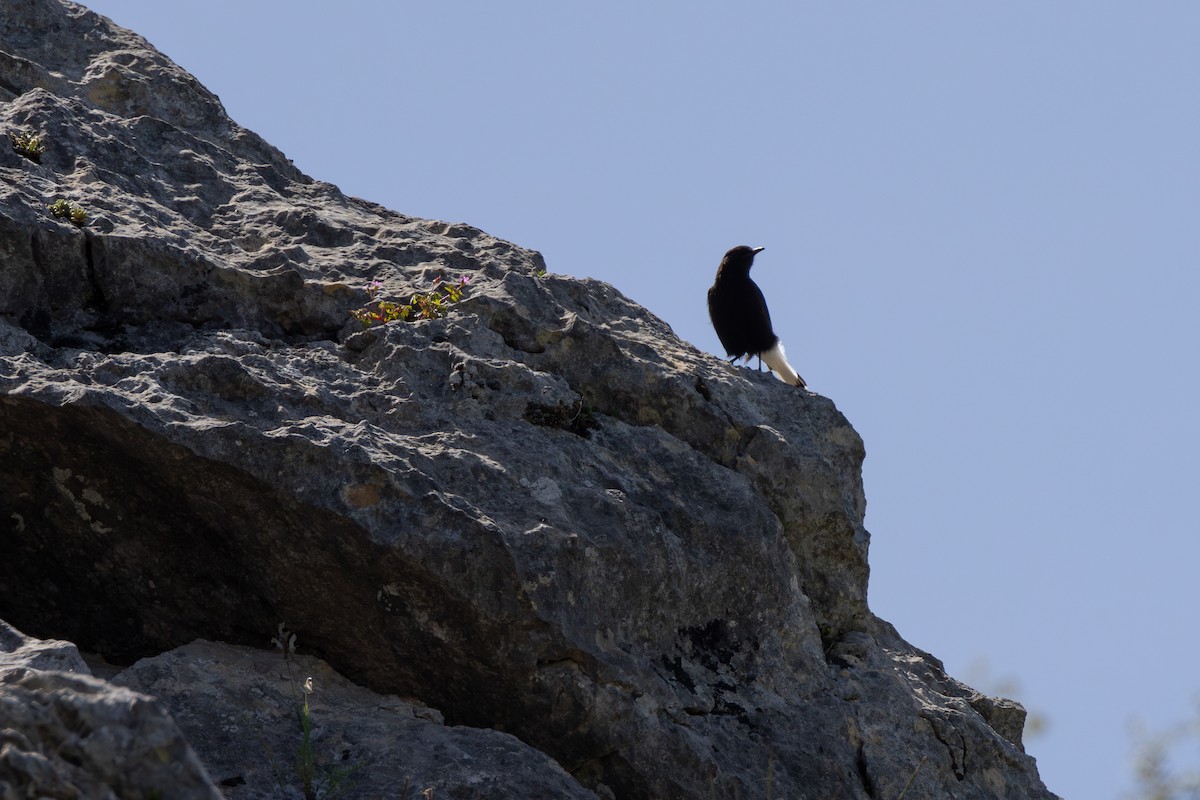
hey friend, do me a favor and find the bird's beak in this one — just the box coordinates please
[752,246,765,254]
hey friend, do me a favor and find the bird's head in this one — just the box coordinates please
[718,245,765,277]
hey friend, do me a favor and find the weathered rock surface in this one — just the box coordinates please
[115,639,598,799]
[0,621,222,799]
[0,1,1059,798]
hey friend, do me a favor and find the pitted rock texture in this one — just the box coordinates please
[114,639,598,799]
[0,621,222,799]
[0,1,1058,798]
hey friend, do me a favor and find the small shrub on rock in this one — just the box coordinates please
[351,275,470,327]
[524,399,599,438]
[48,198,88,227]
[9,130,46,163]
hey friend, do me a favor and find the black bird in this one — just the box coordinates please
[707,245,806,387]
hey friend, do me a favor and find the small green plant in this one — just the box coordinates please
[48,198,88,227]
[9,130,46,163]
[351,275,471,327]
[268,624,359,800]
[524,399,599,438]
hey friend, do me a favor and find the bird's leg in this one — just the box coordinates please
[727,355,740,364]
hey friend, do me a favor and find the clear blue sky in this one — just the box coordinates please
[81,3,1200,797]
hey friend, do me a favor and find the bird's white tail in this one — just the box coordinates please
[761,342,807,388]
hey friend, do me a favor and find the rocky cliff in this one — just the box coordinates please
[0,2,1058,798]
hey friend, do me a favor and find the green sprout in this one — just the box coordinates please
[9,131,46,163]
[351,275,471,327]
[48,198,89,227]
[269,624,358,800]
[296,676,318,798]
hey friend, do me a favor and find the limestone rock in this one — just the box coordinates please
[114,639,598,799]
[0,618,88,673]
[0,622,222,799]
[0,1,1059,798]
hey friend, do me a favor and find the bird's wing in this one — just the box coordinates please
[750,282,774,332]
[708,283,745,356]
